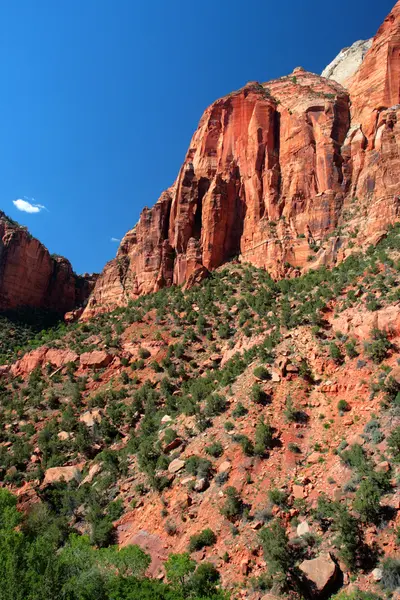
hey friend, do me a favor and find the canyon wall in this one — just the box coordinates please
[0,213,96,314]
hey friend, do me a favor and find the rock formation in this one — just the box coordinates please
[84,2,400,318]
[0,212,96,314]
[321,39,372,87]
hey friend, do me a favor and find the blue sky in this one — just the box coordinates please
[0,0,394,274]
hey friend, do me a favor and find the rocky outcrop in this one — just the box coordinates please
[322,39,372,87]
[84,2,400,318]
[0,212,96,314]
[299,553,340,596]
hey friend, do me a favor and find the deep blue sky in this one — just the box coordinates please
[0,0,394,274]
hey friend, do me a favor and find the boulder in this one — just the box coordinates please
[168,459,185,474]
[194,478,209,492]
[80,351,113,369]
[299,553,339,595]
[297,521,310,536]
[43,465,82,487]
[292,484,304,499]
[79,410,102,428]
[164,438,183,453]
[45,348,79,368]
[372,568,383,582]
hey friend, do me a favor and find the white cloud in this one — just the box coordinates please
[110,237,120,243]
[13,198,47,214]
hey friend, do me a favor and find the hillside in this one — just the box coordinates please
[1,2,400,599]
[0,223,399,598]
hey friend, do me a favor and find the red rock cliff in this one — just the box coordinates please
[84,2,400,317]
[0,212,96,314]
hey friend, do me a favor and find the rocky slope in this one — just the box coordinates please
[84,1,400,318]
[0,212,96,315]
[0,224,399,599]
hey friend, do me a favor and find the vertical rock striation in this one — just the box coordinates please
[81,1,400,316]
[0,213,96,314]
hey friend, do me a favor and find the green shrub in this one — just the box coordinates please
[220,486,243,520]
[138,347,151,360]
[387,426,400,461]
[205,442,223,458]
[337,399,350,414]
[364,329,391,364]
[380,557,400,591]
[353,478,381,523]
[254,418,273,456]
[185,456,212,479]
[259,519,291,577]
[251,383,268,404]
[253,366,270,381]
[329,342,344,364]
[188,528,217,552]
[232,402,248,418]
[204,394,227,417]
[268,488,287,508]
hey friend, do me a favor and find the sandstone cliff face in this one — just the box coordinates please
[0,213,96,314]
[321,39,372,87]
[84,1,400,317]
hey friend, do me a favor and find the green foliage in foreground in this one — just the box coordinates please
[0,489,227,600]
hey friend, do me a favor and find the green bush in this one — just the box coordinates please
[253,366,270,381]
[259,519,291,577]
[380,557,400,591]
[268,488,287,507]
[254,418,273,456]
[329,342,344,364]
[204,394,227,417]
[364,329,391,364]
[387,426,400,461]
[188,528,217,552]
[353,478,381,523]
[337,399,350,414]
[251,383,268,404]
[220,487,243,521]
[205,442,223,458]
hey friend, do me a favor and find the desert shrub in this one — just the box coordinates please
[185,456,212,480]
[345,341,359,359]
[138,347,151,360]
[215,471,229,487]
[268,488,288,508]
[353,478,381,523]
[329,342,344,364]
[188,528,217,552]
[254,418,273,456]
[251,383,268,404]
[204,394,227,417]
[232,402,248,418]
[337,399,350,414]
[287,442,301,454]
[380,558,400,591]
[220,486,243,520]
[163,428,178,445]
[253,366,270,381]
[205,442,223,458]
[259,519,291,577]
[334,505,363,570]
[387,426,400,461]
[233,434,254,456]
[364,328,391,364]
[340,444,370,474]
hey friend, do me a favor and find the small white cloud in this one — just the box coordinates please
[110,237,120,243]
[13,198,47,214]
